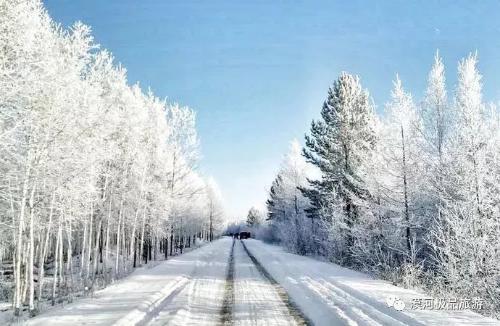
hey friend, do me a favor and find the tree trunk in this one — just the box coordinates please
[38,191,55,307]
[104,200,111,278]
[65,215,74,302]
[14,159,31,315]
[164,238,168,259]
[401,126,412,255]
[28,181,37,315]
[169,226,173,256]
[86,203,94,279]
[52,225,61,306]
[115,201,123,277]
[80,222,87,277]
[139,209,146,266]
[92,219,102,281]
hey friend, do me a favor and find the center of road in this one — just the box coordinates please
[219,238,311,326]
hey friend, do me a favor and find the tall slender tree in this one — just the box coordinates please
[301,72,377,262]
[378,75,424,259]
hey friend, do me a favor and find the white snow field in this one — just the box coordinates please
[24,237,499,326]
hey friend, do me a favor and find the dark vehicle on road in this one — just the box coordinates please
[239,231,251,239]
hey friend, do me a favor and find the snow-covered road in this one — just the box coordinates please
[233,240,305,325]
[27,239,232,326]
[26,237,499,326]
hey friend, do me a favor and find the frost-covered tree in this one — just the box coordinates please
[205,177,226,241]
[419,51,450,256]
[246,207,263,227]
[429,53,500,314]
[266,140,315,254]
[0,0,225,317]
[378,76,425,259]
[301,72,377,262]
[421,51,449,160]
[262,53,500,318]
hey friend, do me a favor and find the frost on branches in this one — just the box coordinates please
[264,55,500,317]
[0,0,226,317]
[266,140,316,255]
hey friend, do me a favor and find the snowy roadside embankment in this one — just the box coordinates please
[24,238,231,326]
[244,239,500,326]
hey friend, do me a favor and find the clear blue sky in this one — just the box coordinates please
[45,0,500,219]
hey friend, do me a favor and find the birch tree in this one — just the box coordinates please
[0,0,225,317]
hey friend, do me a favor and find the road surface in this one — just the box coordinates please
[26,237,499,326]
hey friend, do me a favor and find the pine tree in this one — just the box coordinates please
[301,72,377,262]
[246,207,262,227]
[267,175,286,219]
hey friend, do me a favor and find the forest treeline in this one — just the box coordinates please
[0,0,224,317]
[265,52,500,317]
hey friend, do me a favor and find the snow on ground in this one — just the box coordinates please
[244,239,500,326]
[17,237,500,326]
[25,238,232,326]
[146,238,230,325]
[0,302,12,325]
[233,239,299,325]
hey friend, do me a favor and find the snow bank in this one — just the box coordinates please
[244,239,500,326]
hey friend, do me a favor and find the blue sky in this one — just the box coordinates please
[45,0,500,219]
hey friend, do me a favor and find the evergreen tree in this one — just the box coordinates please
[301,72,377,262]
[246,207,262,227]
[266,174,286,223]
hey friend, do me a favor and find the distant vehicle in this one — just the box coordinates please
[239,231,251,239]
